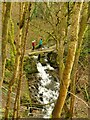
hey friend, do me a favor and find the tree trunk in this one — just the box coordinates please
[88,2,90,119]
[2,2,6,22]
[52,3,83,118]
[8,18,16,64]
[70,3,88,118]
[12,3,31,119]
[4,3,26,119]
[4,44,20,119]
[0,2,11,88]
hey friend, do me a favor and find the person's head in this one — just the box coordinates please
[39,36,42,39]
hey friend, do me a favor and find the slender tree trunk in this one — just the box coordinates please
[70,3,88,118]
[55,3,66,82]
[4,42,20,119]
[55,3,70,116]
[88,2,90,119]
[8,18,16,64]
[4,3,26,119]
[0,3,11,88]
[2,2,6,22]
[52,3,83,118]
[12,3,31,119]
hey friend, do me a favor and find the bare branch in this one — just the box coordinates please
[68,91,90,108]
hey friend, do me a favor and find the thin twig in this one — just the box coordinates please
[68,91,90,108]
[30,23,56,40]
[21,100,55,107]
[78,60,86,70]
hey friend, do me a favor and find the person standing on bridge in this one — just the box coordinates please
[32,40,36,50]
[38,38,43,49]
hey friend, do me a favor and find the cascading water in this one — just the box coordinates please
[37,62,59,118]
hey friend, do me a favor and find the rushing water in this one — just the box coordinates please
[37,62,59,118]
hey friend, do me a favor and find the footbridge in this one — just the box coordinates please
[25,45,56,57]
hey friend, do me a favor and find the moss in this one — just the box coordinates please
[23,57,38,77]
[3,69,12,84]
[39,58,46,66]
[5,59,14,71]
[8,110,13,118]
[21,110,29,118]
[21,94,30,104]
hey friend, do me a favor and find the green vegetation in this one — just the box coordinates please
[23,57,38,75]
[1,2,89,119]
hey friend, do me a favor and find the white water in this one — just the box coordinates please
[37,62,59,118]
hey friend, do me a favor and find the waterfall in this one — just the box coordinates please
[37,62,59,118]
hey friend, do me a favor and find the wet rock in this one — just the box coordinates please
[29,107,33,113]
[45,80,59,91]
[47,70,59,82]
[40,59,47,66]
[39,93,43,96]
[34,84,38,90]
[38,77,42,80]
[35,94,37,96]
[38,58,47,66]
[39,93,43,102]
[47,52,58,68]
[40,97,43,102]
[31,86,36,89]
[37,53,47,66]
[38,82,41,86]
[33,99,38,103]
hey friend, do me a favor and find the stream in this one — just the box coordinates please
[28,56,60,118]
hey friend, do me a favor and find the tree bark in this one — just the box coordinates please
[0,2,11,88]
[12,3,31,119]
[4,3,26,119]
[70,3,88,118]
[52,3,83,118]
[8,18,16,64]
